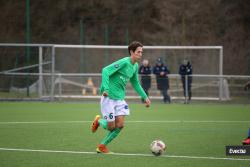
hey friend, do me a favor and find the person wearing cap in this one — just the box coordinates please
[139,59,152,102]
[153,58,171,103]
[179,58,193,103]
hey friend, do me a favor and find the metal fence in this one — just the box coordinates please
[0,72,249,103]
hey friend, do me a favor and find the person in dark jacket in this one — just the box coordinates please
[153,58,171,103]
[139,59,152,101]
[244,81,250,91]
[179,59,193,103]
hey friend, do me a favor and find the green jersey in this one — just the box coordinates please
[100,57,147,100]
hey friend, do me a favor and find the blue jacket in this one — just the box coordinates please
[153,64,170,90]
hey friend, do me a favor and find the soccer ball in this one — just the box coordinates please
[150,140,166,156]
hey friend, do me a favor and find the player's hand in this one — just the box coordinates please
[160,72,165,76]
[102,92,108,97]
[144,98,151,108]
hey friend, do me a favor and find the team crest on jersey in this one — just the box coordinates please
[114,64,119,68]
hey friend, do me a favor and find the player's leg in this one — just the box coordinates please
[99,102,128,146]
[97,100,129,153]
[96,120,116,154]
[97,119,122,153]
[96,97,119,153]
[101,116,124,145]
[100,116,124,146]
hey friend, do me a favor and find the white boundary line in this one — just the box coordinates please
[0,120,250,124]
[0,147,249,161]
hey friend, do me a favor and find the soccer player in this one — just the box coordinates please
[91,41,151,154]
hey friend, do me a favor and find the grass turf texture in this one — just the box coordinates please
[0,102,250,167]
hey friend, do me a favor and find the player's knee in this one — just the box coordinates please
[107,123,116,131]
[108,122,115,131]
[116,123,124,129]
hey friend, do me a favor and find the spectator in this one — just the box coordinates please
[139,59,152,101]
[179,58,193,103]
[244,81,250,91]
[153,58,171,103]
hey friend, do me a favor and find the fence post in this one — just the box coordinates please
[58,73,62,101]
[219,47,223,100]
[185,74,188,104]
[50,46,55,101]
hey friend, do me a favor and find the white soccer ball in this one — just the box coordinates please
[150,140,166,156]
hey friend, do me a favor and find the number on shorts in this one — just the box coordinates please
[109,113,113,119]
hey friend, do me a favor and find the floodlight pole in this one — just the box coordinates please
[80,19,85,77]
[125,28,129,45]
[104,24,109,65]
[25,0,31,97]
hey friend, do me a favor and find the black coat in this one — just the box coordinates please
[179,62,193,84]
[139,65,151,89]
[153,64,170,90]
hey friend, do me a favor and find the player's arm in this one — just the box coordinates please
[130,65,151,107]
[101,59,126,95]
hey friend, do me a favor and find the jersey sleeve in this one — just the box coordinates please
[101,58,127,94]
[130,64,148,100]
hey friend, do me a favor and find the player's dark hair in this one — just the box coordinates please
[128,41,143,55]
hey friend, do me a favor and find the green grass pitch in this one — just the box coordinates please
[0,102,250,167]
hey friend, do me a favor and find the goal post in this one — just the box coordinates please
[0,43,228,102]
